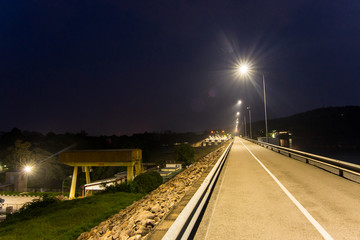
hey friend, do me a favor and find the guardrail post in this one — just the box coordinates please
[339,169,344,177]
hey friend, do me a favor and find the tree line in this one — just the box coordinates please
[0,128,208,190]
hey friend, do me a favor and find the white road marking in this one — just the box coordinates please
[240,140,334,240]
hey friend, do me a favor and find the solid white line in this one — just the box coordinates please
[240,140,334,240]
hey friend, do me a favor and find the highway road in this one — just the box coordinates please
[194,137,360,240]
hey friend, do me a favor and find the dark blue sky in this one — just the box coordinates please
[1,0,360,135]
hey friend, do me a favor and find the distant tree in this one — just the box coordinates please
[4,140,68,188]
[29,147,67,189]
[5,140,33,170]
[175,144,195,167]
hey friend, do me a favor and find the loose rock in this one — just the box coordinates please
[77,144,227,240]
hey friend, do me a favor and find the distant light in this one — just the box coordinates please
[24,166,32,173]
[237,112,240,116]
[211,131,214,134]
[239,65,248,74]
[238,100,242,105]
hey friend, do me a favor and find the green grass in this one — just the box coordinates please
[0,192,144,240]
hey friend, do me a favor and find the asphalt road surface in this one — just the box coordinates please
[194,137,360,240]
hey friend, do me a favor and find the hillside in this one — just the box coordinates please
[251,106,360,150]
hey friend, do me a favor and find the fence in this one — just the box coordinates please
[246,138,360,183]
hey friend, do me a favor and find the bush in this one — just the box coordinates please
[132,171,163,193]
[175,144,195,167]
[103,182,132,193]
[103,171,163,194]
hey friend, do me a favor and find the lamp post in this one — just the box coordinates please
[62,175,72,196]
[237,100,242,136]
[238,65,269,142]
[244,116,247,137]
[262,74,269,142]
[247,106,252,139]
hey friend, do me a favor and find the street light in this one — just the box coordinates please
[237,64,269,142]
[24,166,32,173]
[237,100,242,136]
[239,65,248,75]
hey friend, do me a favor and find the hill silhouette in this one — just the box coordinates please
[251,106,360,150]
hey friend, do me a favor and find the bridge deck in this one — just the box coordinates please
[195,138,360,240]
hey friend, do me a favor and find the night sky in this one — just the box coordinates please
[1,0,360,136]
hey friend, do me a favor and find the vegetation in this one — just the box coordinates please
[132,171,163,193]
[175,144,195,167]
[104,171,163,194]
[0,192,144,240]
[0,129,209,191]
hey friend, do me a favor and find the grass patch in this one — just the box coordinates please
[162,169,184,182]
[0,192,144,240]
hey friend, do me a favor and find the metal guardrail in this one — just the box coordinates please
[245,138,360,178]
[162,141,233,240]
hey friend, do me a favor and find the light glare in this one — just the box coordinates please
[239,65,248,74]
[24,166,32,173]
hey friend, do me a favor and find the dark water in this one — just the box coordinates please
[299,149,360,165]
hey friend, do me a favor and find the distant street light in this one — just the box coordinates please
[237,64,269,142]
[237,100,242,136]
[24,166,32,173]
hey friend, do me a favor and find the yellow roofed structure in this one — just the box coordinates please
[59,149,143,199]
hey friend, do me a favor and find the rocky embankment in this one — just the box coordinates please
[77,144,227,240]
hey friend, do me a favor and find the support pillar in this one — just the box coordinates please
[85,166,91,184]
[69,166,78,199]
[127,165,134,181]
[135,162,143,176]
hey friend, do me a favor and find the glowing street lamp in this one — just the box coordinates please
[238,65,248,75]
[236,100,242,136]
[24,166,32,173]
[237,64,269,142]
